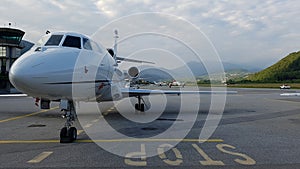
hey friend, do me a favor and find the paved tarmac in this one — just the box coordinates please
[0,87,300,168]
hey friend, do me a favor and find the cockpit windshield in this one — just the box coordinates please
[45,35,63,46]
[36,34,50,47]
[34,33,104,53]
[62,35,81,49]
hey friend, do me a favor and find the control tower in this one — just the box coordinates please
[0,27,25,93]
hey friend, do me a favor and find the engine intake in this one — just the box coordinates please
[128,67,139,78]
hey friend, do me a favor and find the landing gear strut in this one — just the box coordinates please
[59,100,77,143]
[135,95,145,112]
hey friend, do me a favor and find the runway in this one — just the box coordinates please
[1,87,300,168]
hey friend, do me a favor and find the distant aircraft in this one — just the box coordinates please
[153,81,167,86]
[9,30,235,143]
[280,84,291,89]
[168,80,185,88]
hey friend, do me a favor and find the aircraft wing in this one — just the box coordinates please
[121,88,237,97]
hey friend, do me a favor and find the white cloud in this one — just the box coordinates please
[0,0,299,68]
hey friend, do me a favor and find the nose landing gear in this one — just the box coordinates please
[59,100,77,143]
[134,95,148,112]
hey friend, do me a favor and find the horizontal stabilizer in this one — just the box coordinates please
[116,57,155,64]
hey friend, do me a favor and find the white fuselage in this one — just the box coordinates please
[9,32,124,102]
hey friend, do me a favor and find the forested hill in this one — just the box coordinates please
[248,51,300,82]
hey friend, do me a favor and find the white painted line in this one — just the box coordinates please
[280,93,300,96]
[27,151,53,163]
[0,94,28,97]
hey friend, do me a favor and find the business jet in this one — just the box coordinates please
[168,80,185,88]
[153,81,168,86]
[9,30,234,143]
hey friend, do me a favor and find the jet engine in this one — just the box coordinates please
[128,66,139,78]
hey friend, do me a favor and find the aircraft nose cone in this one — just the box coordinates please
[9,62,33,94]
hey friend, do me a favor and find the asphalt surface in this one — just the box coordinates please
[0,87,300,169]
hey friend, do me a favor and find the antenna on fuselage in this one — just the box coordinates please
[113,29,119,66]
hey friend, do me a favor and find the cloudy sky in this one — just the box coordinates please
[0,0,299,69]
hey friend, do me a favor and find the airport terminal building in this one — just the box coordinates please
[0,27,34,93]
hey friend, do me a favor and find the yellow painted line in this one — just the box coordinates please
[27,151,53,163]
[77,130,84,135]
[0,140,60,144]
[77,138,224,143]
[158,144,183,166]
[0,106,59,123]
[91,119,99,123]
[0,139,223,144]
[192,143,224,165]
[124,144,147,166]
[216,144,256,165]
[83,123,93,128]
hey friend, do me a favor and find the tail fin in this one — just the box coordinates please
[113,30,119,66]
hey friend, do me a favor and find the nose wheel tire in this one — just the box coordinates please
[60,127,77,143]
[135,103,145,112]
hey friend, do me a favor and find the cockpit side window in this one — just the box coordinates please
[62,35,81,49]
[83,38,92,50]
[90,40,103,53]
[45,35,63,46]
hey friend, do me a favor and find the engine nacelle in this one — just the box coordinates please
[128,67,139,78]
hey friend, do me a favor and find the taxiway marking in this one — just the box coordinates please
[77,130,84,135]
[83,123,93,128]
[0,140,60,144]
[0,94,28,97]
[91,119,99,123]
[0,139,223,144]
[0,106,59,123]
[264,98,300,105]
[102,102,120,115]
[124,143,256,167]
[192,143,224,165]
[27,151,53,163]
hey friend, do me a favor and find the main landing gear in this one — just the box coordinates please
[134,95,146,112]
[59,100,77,143]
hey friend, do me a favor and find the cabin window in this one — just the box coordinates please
[62,35,81,49]
[45,35,63,46]
[83,38,92,50]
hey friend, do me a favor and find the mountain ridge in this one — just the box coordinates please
[248,51,300,82]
